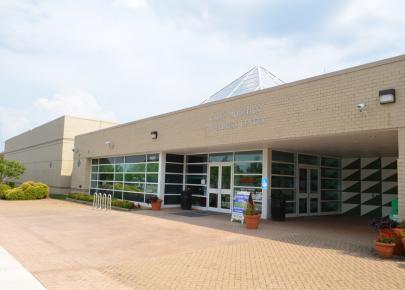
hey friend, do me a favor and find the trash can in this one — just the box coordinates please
[181,189,192,210]
[271,198,286,221]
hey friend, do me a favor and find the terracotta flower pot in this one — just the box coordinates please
[244,214,260,229]
[374,241,396,258]
[392,228,405,255]
[151,200,162,210]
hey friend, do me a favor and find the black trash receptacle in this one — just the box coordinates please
[181,189,192,210]
[271,199,286,221]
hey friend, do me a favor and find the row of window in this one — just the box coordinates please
[164,151,263,212]
[90,154,160,203]
[271,151,340,215]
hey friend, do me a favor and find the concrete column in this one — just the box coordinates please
[158,152,166,204]
[261,148,271,219]
[398,128,405,220]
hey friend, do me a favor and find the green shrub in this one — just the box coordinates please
[6,181,16,188]
[0,183,11,199]
[4,181,49,200]
[49,193,67,200]
[68,193,135,209]
[112,199,135,209]
[68,193,94,202]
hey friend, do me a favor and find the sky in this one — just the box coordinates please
[1,0,405,150]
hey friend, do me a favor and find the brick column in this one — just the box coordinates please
[398,128,405,220]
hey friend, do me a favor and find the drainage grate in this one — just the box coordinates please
[171,211,225,217]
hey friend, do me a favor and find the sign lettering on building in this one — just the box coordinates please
[208,104,265,133]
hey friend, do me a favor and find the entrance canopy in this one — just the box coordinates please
[167,129,398,158]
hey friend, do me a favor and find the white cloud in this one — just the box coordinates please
[1,0,405,150]
[36,91,116,121]
[112,0,148,10]
[0,106,30,149]
[0,91,115,150]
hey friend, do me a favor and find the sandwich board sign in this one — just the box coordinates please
[231,191,250,223]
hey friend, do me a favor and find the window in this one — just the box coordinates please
[209,152,233,162]
[164,154,185,204]
[271,151,296,214]
[90,154,159,203]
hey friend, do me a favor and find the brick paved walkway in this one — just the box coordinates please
[0,199,404,289]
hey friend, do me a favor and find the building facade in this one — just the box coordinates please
[69,55,405,220]
[4,55,405,220]
[4,116,117,194]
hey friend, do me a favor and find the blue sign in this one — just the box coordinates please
[262,177,268,190]
[231,191,250,223]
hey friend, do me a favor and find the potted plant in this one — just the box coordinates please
[401,230,405,250]
[370,217,401,255]
[147,195,162,210]
[369,216,399,234]
[244,193,260,229]
[374,231,397,258]
[392,220,405,255]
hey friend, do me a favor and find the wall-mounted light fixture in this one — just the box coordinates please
[150,131,158,140]
[379,89,395,104]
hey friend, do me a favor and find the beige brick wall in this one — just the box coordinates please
[4,116,117,194]
[72,55,405,191]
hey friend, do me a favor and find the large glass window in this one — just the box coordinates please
[235,162,262,174]
[271,151,341,215]
[233,151,263,213]
[164,154,184,203]
[209,152,233,162]
[90,153,159,203]
[271,151,296,214]
[234,151,262,162]
[184,154,208,204]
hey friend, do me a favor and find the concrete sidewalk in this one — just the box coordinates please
[0,246,46,290]
[0,199,404,289]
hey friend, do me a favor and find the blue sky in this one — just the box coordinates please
[1,0,405,150]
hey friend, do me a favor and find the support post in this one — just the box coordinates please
[398,128,405,220]
[261,148,271,219]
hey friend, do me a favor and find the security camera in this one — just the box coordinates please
[356,103,367,112]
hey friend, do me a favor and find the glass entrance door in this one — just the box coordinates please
[298,167,320,216]
[208,163,232,212]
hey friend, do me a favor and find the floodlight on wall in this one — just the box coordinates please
[72,148,79,153]
[379,89,395,104]
[150,131,158,140]
[105,141,115,149]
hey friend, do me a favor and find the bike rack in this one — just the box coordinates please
[107,194,112,211]
[93,192,98,207]
[93,192,111,211]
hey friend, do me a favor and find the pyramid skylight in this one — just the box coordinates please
[203,66,284,103]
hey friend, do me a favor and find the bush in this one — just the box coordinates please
[4,181,49,200]
[6,181,16,188]
[0,183,11,199]
[112,199,135,209]
[68,193,135,209]
[68,193,93,202]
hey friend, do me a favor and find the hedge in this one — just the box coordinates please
[68,193,135,209]
[4,181,49,200]
[68,193,93,203]
[0,183,11,199]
